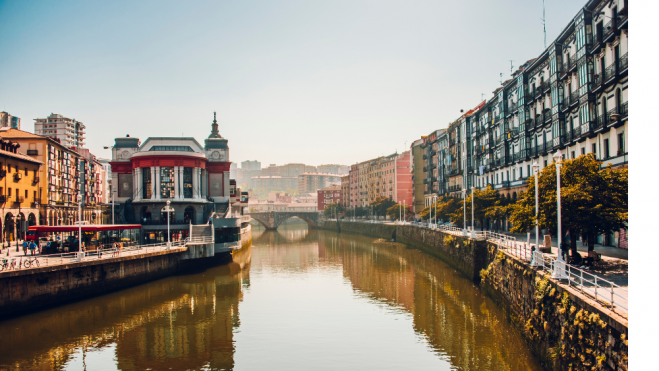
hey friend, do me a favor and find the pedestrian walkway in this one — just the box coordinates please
[493,231,628,260]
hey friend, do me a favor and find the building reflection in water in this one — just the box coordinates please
[0,245,251,371]
[317,232,543,371]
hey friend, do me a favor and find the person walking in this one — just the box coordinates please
[28,241,36,256]
[22,240,28,256]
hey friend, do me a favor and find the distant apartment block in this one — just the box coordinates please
[34,113,86,148]
[0,112,21,130]
[298,173,341,194]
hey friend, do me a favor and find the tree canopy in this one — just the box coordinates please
[508,154,628,253]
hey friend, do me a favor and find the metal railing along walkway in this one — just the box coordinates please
[330,219,628,316]
[0,236,215,273]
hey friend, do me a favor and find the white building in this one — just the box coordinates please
[34,113,86,148]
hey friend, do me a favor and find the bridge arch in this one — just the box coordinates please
[248,211,319,230]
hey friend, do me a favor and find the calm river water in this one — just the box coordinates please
[0,224,542,371]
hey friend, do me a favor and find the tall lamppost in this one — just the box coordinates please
[403,200,406,224]
[165,200,172,248]
[552,151,568,279]
[111,186,115,225]
[471,186,475,238]
[462,188,467,237]
[77,194,82,261]
[531,162,540,267]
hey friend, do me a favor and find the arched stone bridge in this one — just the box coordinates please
[248,211,320,230]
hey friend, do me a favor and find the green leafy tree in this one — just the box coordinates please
[370,197,397,218]
[352,206,369,217]
[508,154,628,256]
[386,203,411,220]
[323,202,344,217]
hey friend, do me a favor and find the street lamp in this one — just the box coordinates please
[471,186,475,238]
[165,200,172,248]
[77,194,82,261]
[552,151,568,279]
[463,188,467,237]
[531,162,540,267]
[111,186,115,225]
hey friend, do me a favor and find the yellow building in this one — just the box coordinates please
[0,138,42,242]
[0,128,102,231]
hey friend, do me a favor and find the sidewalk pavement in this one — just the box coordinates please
[495,231,627,261]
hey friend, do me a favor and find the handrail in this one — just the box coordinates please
[0,236,217,272]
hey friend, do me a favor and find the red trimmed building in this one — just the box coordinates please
[317,185,341,211]
[109,113,234,241]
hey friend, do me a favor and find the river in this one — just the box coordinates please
[0,224,542,370]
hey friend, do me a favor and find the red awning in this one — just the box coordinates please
[28,224,142,233]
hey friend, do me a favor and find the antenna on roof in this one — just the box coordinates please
[500,73,503,85]
[481,93,485,101]
[542,0,547,49]
[509,60,515,74]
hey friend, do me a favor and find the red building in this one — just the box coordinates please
[395,151,413,208]
[317,185,341,211]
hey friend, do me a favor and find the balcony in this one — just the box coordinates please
[619,101,628,119]
[534,115,543,127]
[543,110,552,123]
[592,73,603,92]
[14,196,24,204]
[0,195,5,204]
[604,63,617,83]
[570,91,579,106]
[423,154,427,160]
[27,149,38,156]
[33,176,40,184]
[602,19,616,43]
[13,173,22,181]
[593,115,606,131]
[572,125,582,138]
[537,142,546,154]
[535,84,544,98]
[618,53,628,75]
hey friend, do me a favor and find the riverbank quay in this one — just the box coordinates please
[321,220,628,371]
[0,241,234,319]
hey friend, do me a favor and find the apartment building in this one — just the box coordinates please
[34,113,86,149]
[0,139,42,242]
[0,112,21,130]
[0,128,102,228]
[340,175,350,208]
[298,173,341,194]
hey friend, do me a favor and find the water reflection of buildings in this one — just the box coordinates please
[0,246,251,371]
[318,233,542,371]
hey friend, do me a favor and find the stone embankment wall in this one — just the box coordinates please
[321,221,628,371]
[0,247,221,319]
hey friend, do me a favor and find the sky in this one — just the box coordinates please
[0,0,584,167]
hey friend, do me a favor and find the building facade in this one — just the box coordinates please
[317,185,341,211]
[34,113,86,149]
[0,139,42,242]
[340,175,349,208]
[0,128,102,228]
[108,113,232,241]
[0,112,21,130]
[298,173,341,194]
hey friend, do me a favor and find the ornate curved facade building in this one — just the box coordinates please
[109,113,235,241]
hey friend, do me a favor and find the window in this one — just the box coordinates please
[527,165,530,177]
[149,146,194,152]
[142,169,152,199]
[572,151,575,159]
[25,190,27,198]
[618,133,624,153]
[33,191,36,200]
[24,168,27,175]
[604,139,609,159]
[8,188,11,197]
[581,148,586,155]
[544,160,548,167]
[592,144,597,155]
[160,167,174,198]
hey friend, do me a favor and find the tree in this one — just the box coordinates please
[448,187,502,229]
[370,197,397,218]
[323,202,344,217]
[386,203,411,220]
[508,154,628,257]
[353,206,369,217]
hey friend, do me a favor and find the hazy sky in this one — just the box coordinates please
[0,0,583,167]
